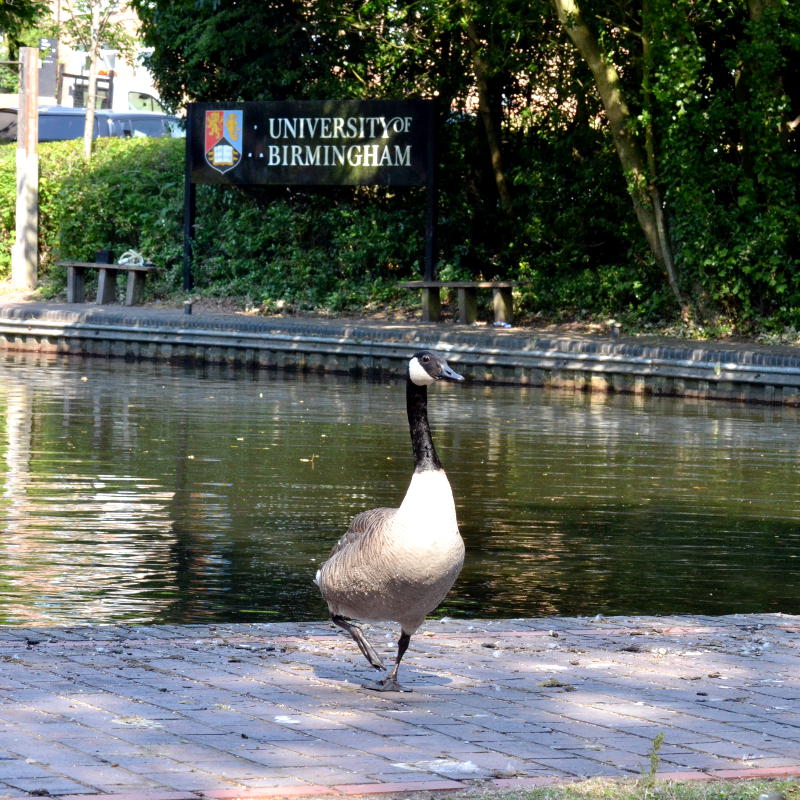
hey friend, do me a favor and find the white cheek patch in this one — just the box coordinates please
[409,356,436,386]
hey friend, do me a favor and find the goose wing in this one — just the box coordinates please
[327,507,397,557]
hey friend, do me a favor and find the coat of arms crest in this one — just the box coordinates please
[204,110,243,174]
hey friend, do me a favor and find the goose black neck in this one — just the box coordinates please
[406,379,442,472]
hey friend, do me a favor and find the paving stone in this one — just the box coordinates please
[269,740,358,759]
[659,752,750,770]
[387,733,487,753]
[527,755,633,777]
[234,775,323,791]
[142,769,239,791]
[0,760,54,780]
[2,776,90,795]
[0,614,797,797]
[54,762,157,787]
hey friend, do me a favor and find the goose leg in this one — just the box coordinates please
[364,631,412,692]
[331,615,385,670]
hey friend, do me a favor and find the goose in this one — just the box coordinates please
[315,350,465,691]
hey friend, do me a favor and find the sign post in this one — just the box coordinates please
[183,100,436,289]
[12,47,39,290]
[424,119,437,282]
[182,110,196,290]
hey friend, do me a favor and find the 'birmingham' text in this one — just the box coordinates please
[267,143,411,168]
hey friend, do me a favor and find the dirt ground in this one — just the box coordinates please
[0,280,788,345]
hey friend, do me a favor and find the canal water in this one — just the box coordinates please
[0,353,798,626]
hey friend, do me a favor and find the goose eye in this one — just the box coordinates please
[421,355,430,362]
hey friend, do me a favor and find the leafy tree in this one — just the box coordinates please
[130,0,641,312]
[553,0,683,313]
[0,0,47,50]
[554,0,800,323]
[128,0,800,326]
[0,0,47,92]
[59,0,136,159]
[129,0,358,107]
[648,0,800,321]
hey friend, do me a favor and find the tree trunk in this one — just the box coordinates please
[82,7,101,160]
[553,0,685,312]
[464,20,512,212]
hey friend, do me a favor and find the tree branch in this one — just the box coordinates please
[553,0,685,312]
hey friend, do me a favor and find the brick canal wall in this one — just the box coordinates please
[2,302,800,405]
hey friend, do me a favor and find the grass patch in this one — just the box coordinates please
[461,777,797,800]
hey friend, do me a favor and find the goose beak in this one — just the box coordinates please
[439,363,464,382]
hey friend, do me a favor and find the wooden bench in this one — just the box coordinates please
[58,261,157,306]
[401,280,515,324]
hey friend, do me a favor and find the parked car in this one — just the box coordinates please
[0,106,184,143]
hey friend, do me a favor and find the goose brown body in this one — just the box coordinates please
[314,351,465,691]
[317,471,464,634]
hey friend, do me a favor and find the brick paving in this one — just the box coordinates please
[0,614,797,798]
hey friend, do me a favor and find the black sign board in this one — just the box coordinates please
[38,37,57,98]
[187,100,433,187]
[183,99,437,290]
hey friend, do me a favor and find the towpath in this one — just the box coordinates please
[0,614,798,799]
[2,300,800,402]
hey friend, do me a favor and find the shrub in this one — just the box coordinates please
[0,138,426,310]
[191,184,424,309]
[0,138,185,282]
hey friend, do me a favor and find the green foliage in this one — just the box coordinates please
[128,0,358,109]
[59,0,137,65]
[0,138,184,285]
[52,139,184,274]
[191,185,424,309]
[645,0,800,322]
[0,148,16,268]
[126,0,670,322]
[0,139,424,311]
[575,0,800,324]
[5,0,800,327]
[640,731,665,790]
[0,0,46,33]
[500,778,799,800]
[0,0,48,90]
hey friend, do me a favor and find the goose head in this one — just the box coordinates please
[408,351,464,386]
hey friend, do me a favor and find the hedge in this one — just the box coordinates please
[0,137,427,310]
[1,138,184,296]
[0,135,660,319]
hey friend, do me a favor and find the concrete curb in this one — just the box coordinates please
[3,302,800,403]
[31,766,800,799]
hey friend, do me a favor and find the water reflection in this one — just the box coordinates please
[0,352,798,626]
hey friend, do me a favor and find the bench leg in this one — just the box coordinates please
[421,287,442,322]
[456,287,478,324]
[125,270,145,306]
[492,287,513,324]
[96,268,117,304]
[66,267,86,303]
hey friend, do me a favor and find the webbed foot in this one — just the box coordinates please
[362,676,411,692]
